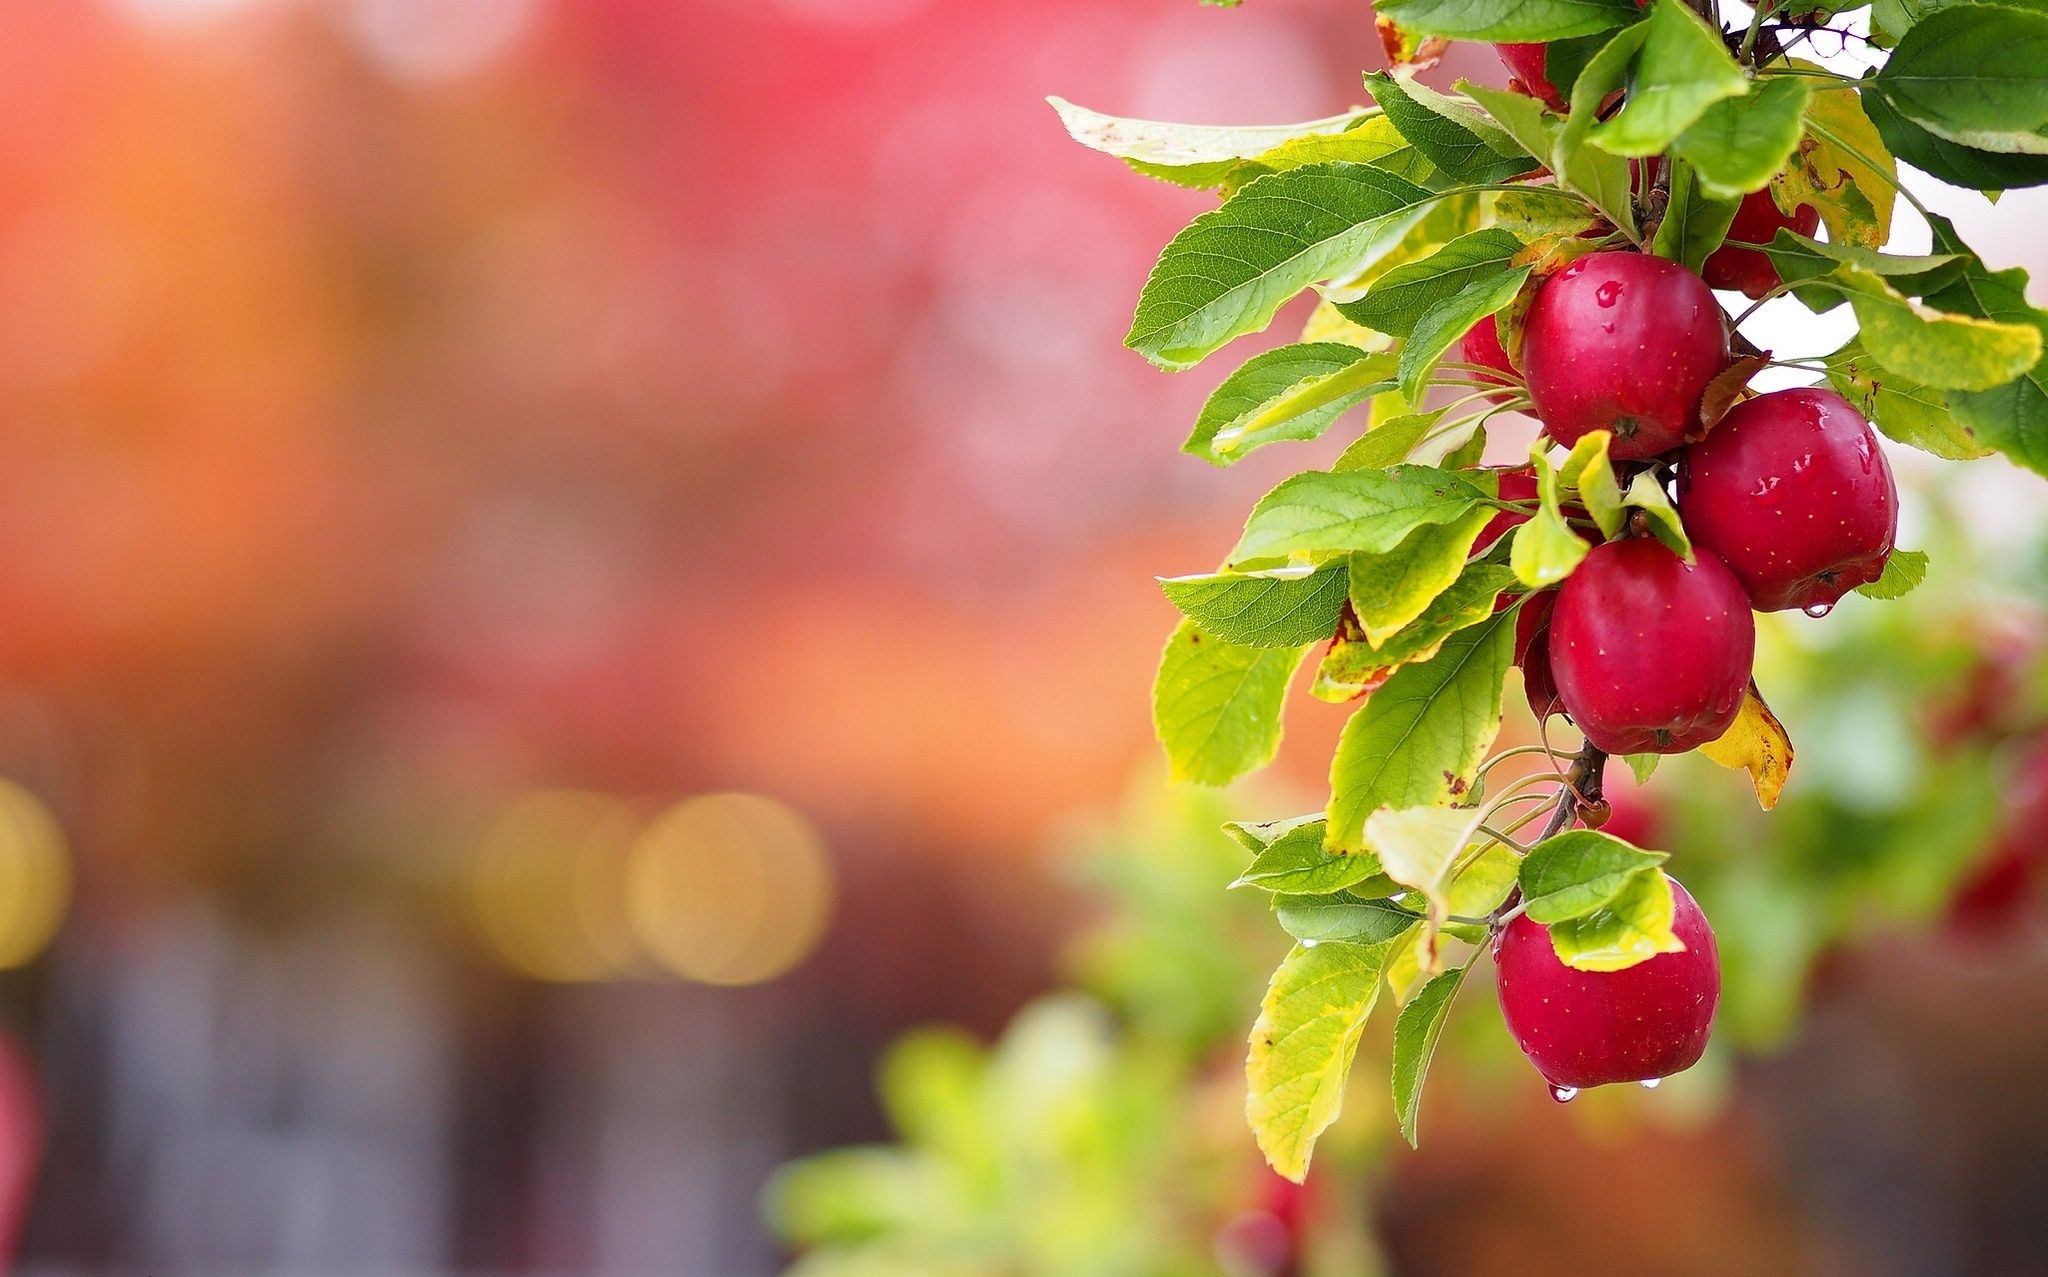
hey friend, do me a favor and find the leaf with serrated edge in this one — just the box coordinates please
[1364,72,1532,184]
[1187,343,1396,465]
[1348,505,1495,645]
[1587,0,1748,158]
[1510,442,1589,587]
[1373,0,1644,41]
[1127,163,1450,371]
[1854,548,1929,600]
[1651,160,1741,272]
[1392,962,1469,1147]
[1548,868,1685,972]
[1339,228,1527,339]
[1274,892,1421,944]
[1463,81,1636,236]
[1313,564,1517,702]
[1333,409,1445,472]
[1160,563,1350,648]
[1822,340,1990,460]
[1870,7,2048,153]
[1832,266,2042,392]
[1623,753,1661,785]
[1519,830,1669,924]
[1398,266,1534,401]
[1154,621,1311,786]
[1671,75,1811,198]
[1227,115,1441,196]
[1230,466,1491,567]
[1050,97,1370,180]
[1225,811,1326,854]
[1247,939,1397,1182]
[1699,681,1794,810]
[1234,819,1387,893]
[1326,610,1515,852]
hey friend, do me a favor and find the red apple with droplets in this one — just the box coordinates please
[1701,189,1819,299]
[1515,590,1561,720]
[1522,251,1728,460]
[1495,876,1720,1092]
[1677,387,1898,613]
[1549,537,1755,754]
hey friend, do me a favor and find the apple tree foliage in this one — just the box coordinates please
[1057,0,2048,1181]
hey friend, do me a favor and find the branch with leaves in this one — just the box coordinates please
[1056,0,2046,1182]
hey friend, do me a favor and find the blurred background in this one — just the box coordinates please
[0,0,2041,1273]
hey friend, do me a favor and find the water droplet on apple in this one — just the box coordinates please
[1594,281,1622,308]
[1803,602,1833,618]
[1639,1077,1662,1090]
[1549,1085,1578,1103]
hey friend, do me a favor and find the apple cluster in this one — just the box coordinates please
[1471,43,1903,1097]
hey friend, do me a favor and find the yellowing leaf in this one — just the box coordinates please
[1246,939,1397,1182]
[1547,868,1686,972]
[1700,682,1794,810]
[1347,505,1495,644]
[1787,83,1896,249]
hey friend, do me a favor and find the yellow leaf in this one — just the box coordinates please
[1700,682,1794,810]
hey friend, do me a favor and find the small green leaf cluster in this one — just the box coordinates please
[1058,0,2048,1181]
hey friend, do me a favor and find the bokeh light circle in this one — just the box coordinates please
[625,793,834,987]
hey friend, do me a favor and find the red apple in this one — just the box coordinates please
[1495,43,1566,111]
[1458,314,1519,403]
[1495,875,1720,1091]
[1701,189,1820,299]
[1522,251,1729,460]
[1677,387,1898,613]
[1549,538,1755,754]
[1516,590,1561,720]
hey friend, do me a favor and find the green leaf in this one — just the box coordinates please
[1557,429,1624,537]
[1224,812,1325,854]
[1509,440,1590,588]
[1623,753,1661,785]
[1518,830,1669,924]
[1154,621,1311,786]
[1463,80,1637,236]
[1671,74,1812,198]
[1332,408,1443,471]
[1160,563,1350,647]
[1365,72,1533,184]
[1854,548,1930,600]
[1373,0,1644,41]
[1761,231,1963,314]
[1246,938,1397,1182]
[1822,339,1992,460]
[1326,609,1515,852]
[1347,505,1495,645]
[1650,160,1741,272]
[1833,265,2043,392]
[1623,470,1692,559]
[1128,163,1447,370]
[1185,344,1395,465]
[1234,817,1390,893]
[1365,805,1484,913]
[1587,0,1749,158]
[1449,842,1521,918]
[1391,963,1469,1147]
[1397,266,1535,401]
[1273,892,1421,944]
[1225,115,1441,196]
[1546,867,1686,971]
[1049,97,1369,189]
[1230,466,1491,567]
[1919,224,2048,474]
[1870,6,2048,154]
[1338,228,1527,339]
[1312,563,1518,702]
[1862,86,2048,190]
